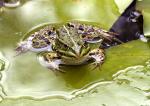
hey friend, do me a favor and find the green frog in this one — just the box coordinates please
[15,21,122,72]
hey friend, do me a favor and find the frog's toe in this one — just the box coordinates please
[38,52,65,73]
[48,63,66,73]
[89,48,105,70]
[90,61,103,71]
[39,56,61,70]
[15,41,29,56]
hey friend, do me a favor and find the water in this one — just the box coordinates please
[0,0,150,105]
[4,0,20,8]
[0,60,5,71]
[0,50,150,102]
[0,0,20,13]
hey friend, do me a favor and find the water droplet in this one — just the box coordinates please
[139,34,148,42]
[15,32,22,36]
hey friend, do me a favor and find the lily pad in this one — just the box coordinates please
[0,0,150,106]
[137,0,150,36]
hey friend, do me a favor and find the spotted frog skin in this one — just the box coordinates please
[16,21,122,72]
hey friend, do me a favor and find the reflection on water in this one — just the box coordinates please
[4,0,20,8]
[0,0,20,13]
[0,52,9,72]
[0,52,9,102]
[0,59,5,71]
[113,60,150,99]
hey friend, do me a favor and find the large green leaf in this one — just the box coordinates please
[0,0,150,105]
[137,0,150,36]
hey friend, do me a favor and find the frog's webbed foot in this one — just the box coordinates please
[38,52,65,73]
[89,48,105,70]
[14,40,30,56]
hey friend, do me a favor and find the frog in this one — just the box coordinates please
[15,21,122,72]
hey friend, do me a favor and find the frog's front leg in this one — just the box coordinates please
[38,52,64,73]
[89,48,105,69]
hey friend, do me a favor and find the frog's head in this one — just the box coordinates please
[52,24,103,64]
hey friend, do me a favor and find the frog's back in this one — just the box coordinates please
[56,21,104,49]
[16,21,121,55]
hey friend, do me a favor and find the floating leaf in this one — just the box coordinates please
[0,0,150,105]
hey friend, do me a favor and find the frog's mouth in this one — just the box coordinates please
[58,43,90,58]
[61,53,90,65]
[57,45,91,65]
